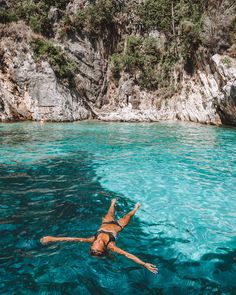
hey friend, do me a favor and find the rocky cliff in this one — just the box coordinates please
[0,0,236,125]
[100,53,236,125]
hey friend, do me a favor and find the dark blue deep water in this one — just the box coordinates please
[0,121,236,294]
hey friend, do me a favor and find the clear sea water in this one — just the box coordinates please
[0,121,235,294]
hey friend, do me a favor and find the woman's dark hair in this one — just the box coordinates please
[89,249,108,257]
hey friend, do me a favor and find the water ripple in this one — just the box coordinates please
[0,121,236,294]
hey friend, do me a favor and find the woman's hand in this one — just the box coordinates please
[143,263,158,274]
[40,236,54,244]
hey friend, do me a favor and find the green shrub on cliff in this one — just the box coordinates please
[126,35,143,53]
[31,38,79,86]
[138,0,204,56]
[109,35,160,90]
[221,56,231,68]
[14,1,46,33]
[0,0,70,36]
[43,0,69,10]
[75,0,118,35]
[138,0,204,33]
[138,0,172,33]
[0,9,18,23]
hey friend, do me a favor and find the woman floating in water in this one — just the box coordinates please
[40,199,157,273]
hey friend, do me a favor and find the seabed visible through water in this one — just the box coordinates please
[0,121,235,294]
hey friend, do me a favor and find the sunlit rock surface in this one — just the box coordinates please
[99,54,236,125]
[0,23,90,122]
[0,20,236,125]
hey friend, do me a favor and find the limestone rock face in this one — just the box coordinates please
[212,54,236,125]
[0,23,90,121]
[0,21,236,126]
[64,36,107,108]
[98,54,236,125]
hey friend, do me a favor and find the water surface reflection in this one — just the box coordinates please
[0,121,235,294]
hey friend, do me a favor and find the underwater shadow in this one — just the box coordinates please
[1,148,234,294]
[0,150,149,294]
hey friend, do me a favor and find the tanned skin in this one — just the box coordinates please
[40,199,157,273]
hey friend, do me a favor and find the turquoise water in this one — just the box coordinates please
[0,121,236,294]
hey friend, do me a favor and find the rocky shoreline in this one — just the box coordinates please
[0,3,236,126]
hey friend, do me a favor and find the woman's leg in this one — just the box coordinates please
[117,202,140,229]
[102,198,116,222]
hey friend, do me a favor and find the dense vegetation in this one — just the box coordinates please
[110,35,161,90]
[0,0,70,36]
[0,0,235,91]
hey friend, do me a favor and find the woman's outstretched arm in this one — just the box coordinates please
[108,243,157,273]
[40,236,95,244]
